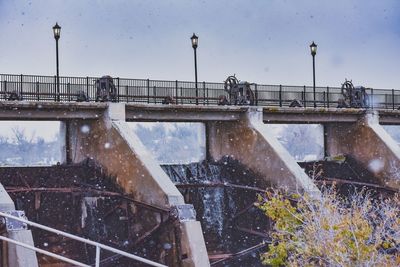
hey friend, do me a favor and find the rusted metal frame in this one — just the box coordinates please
[175,182,224,189]
[230,203,269,239]
[235,226,269,238]
[97,222,165,265]
[175,182,270,194]
[343,161,363,181]
[102,202,127,220]
[5,187,170,214]
[316,177,397,192]
[7,186,176,266]
[230,202,255,222]
[97,216,177,266]
[209,242,270,266]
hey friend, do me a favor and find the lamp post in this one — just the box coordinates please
[53,23,61,101]
[191,33,199,105]
[310,41,317,108]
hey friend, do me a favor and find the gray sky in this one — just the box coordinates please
[0,0,399,89]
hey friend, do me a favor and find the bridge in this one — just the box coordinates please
[2,73,400,109]
[1,74,400,267]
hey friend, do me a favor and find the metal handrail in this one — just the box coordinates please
[0,235,89,267]
[0,211,167,267]
[1,73,399,109]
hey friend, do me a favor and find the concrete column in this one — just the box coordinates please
[179,221,209,267]
[68,103,209,266]
[207,107,320,197]
[0,183,15,211]
[68,103,183,207]
[0,184,38,267]
[325,111,400,190]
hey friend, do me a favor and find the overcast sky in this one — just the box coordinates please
[0,0,399,89]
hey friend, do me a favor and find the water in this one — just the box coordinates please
[162,157,270,266]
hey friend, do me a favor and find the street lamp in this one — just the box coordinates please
[191,33,199,105]
[53,23,61,101]
[310,41,317,108]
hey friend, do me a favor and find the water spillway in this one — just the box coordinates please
[161,157,271,267]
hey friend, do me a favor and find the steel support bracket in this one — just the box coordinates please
[170,204,196,222]
[0,210,28,232]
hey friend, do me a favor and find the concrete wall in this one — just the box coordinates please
[325,111,400,190]
[0,184,38,267]
[207,108,320,197]
[68,104,183,208]
[67,103,209,267]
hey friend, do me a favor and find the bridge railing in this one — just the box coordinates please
[1,73,400,109]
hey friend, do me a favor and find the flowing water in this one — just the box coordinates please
[162,156,270,267]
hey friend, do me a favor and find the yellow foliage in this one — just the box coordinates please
[258,189,400,266]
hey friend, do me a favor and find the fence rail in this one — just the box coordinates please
[1,74,400,109]
[0,211,167,267]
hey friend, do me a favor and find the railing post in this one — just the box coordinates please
[303,85,307,108]
[126,85,129,102]
[326,86,330,108]
[255,83,258,106]
[67,83,71,102]
[279,84,282,107]
[323,91,326,107]
[392,89,395,110]
[153,86,156,104]
[95,246,100,267]
[180,86,183,104]
[117,77,120,102]
[36,81,40,101]
[86,77,89,101]
[20,74,24,99]
[371,88,374,109]
[175,80,178,104]
[203,81,206,105]
[3,80,7,100]
[147,79,150,103]
[54,75,57,101]
[206,84,209,105]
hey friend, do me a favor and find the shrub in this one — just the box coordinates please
[257,188,400,266]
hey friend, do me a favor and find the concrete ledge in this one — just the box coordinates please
[263,107,366,124]
[0,101,106,120]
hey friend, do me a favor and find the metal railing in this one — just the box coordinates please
[0,211,167,267]
[1,73,400,109]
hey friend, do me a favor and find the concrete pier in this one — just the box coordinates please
[325,111,400,190]
[0,184,38,267]
[207,108,320,197]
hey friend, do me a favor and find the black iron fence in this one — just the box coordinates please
[1,73,400,109]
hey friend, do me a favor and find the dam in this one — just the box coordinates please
[1,74,400,266]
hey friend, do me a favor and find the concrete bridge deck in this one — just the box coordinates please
[1,101,400,124]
